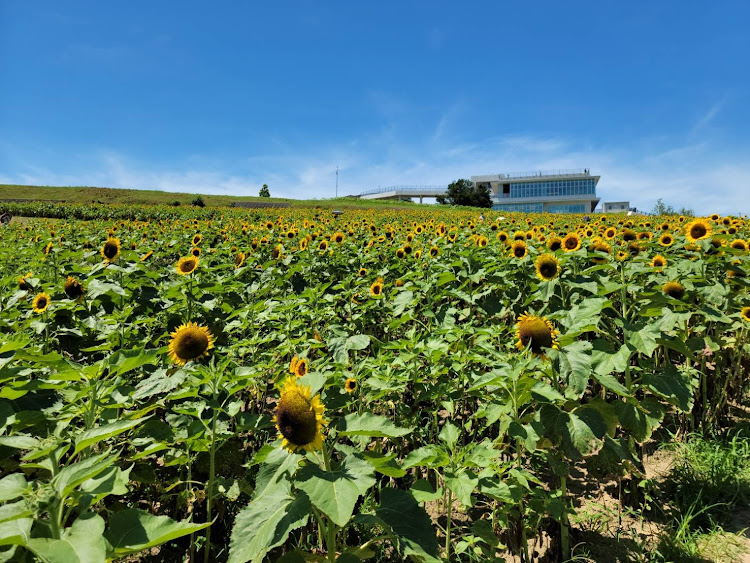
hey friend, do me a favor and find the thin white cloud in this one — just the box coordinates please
[689,96,728,137]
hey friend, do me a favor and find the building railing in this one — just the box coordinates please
[501,168,590,179]
[359,185,448,196]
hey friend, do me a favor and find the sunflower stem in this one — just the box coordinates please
[204,369,220,563]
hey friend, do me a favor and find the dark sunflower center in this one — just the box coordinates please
[65,281,82,298]
[372,284,381,295]
[103,243,118,259]
[276,392,317,446]
[180,260,196,273]
[564,237,578,249]
[347,381,356,390]
[175,330,209,359]
[538,260,557,278]
[690,224,707,239]
[664,283,685,300]
[519,318,553,354]
[549,240,561,251]
[36,297,48,308]
[514,245,526,258]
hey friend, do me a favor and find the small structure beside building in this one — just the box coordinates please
[602,201,630,213]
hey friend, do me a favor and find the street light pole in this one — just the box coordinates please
[336,166,338,198]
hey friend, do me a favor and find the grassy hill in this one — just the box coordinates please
[0,184,417,210]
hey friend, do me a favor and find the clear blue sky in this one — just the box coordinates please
[1,1,748,214]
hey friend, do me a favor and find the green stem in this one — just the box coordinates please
[204,372,221,563]
[321,444,336,562]
[445,488,453,560]
[560,474,570,562]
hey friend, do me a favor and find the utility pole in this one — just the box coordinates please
[336,166,339,198]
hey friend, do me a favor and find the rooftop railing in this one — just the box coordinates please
[501,168,590,179]
[359,185,448,196]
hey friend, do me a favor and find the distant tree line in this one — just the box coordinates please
[436,179,492,208]
[650,198,694,216]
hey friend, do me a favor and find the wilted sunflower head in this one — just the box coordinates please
[101,237,121,263]
[685,219,712,242]
[511,240,528,259]
[273,377,326,453]
[535,253,559,281]
[651,255,667,269]
[64,276,85,300]
[515,312,559,357]
[370,277,384,297]
[662,281,685,300]
[562,233,581,252]
[32,292,51,314]
[168,322,214,365]
[176,256,199,275]
[345,378,357,394]
[741,306,750,323]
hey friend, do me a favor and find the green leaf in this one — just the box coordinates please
[615,397,665,443]
[554,341,592,398]
[80,465,132,498]
[228,488,310,563]
[0,435,40,451]
[295,455,375,527]
[392,290,415,316]
[105,509,211,558]
[374,487,440,561]
[438,421,460,451]
[73,417,150,455]
[0,474,27,502]
[591,372,631,396]
[0,501,32,525]
[444,469,478,508]
[26,513,107,563]
[53,452,116,498]
[410,479,443,502]
[338,413,412,438]
[108,348,158,377]
[86,279,127,299]
[625,323,661,357]
[0,518,32,547]
[592,342,632,377]
[643,364,694,412]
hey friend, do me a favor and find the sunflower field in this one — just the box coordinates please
[0,203,749,562]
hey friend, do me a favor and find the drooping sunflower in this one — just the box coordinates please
[273,377,326,453]
[295,358,308,377]
[395,278,404,287]
[370,277,384,297]
[64,276,85,300]
[344,378,357,394]
[18,272,33,291]
[535,254,560,281]
[651,255,667,269]
[234,252,246,268]
[659,233,674,247]
[662,281,685,300]
[140,251,153,262]
[176,256,199,275]
[562,233,581,252]
[101,237,121,263]
[685,219,712,243]
[271,245,283,260]
[730,239,748,252]
[289,356,299,375]
[168,322,214,365]
[590,240,612,264]
[741,306,750,323]
[32,292,51,314]
[515,312,559,357]
[511,240,528,259]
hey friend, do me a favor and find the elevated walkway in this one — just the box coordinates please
[358,185,447,203]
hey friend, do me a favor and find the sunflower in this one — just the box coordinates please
[651,255,667,269]
[191,247,201,258]
[730,239,748,251]
[64,276,85,300]
[358,268,368,277]
[32,292,51,314]
[140,251,153,262]
[511,240,528,259]
[616,250,629,261]
[476,236,488,247]
[18,272,33,291]
[590,240,612,264]
[396,247,406,259]
[429,246,439,257]
[289,356,299,374]
[176,256,199,275]
[101,237,121,263]
[234,252,246,268]
[295,358,308,377]
[43,242,53,256]
[395,279,404,287]
[370,277,384,297]
[273,377,326,453]
[562,233,581,252]
[535,254,560,281]
[332,232,345,244]
[662,281,685,300]
[192,233,202,246]
[515,312,559,357]
[685,219,712,242]
[497,231,510,245]
[299,238,308,251]
[604,227,618,240]
[344,378,357,394]
[168,322,214,365]
[659,233,674,247]
[741,307,750,323]
[547,236,563,252]
[271,245,283,260]
[318,240,329,252]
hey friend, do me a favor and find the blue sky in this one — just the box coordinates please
[1,1,748,214]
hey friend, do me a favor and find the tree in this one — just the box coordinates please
[650,198,693,216]
[259,184,270,198]
[436,179,492,208]
[191,196,205,207]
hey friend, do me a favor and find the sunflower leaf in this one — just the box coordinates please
[338,413,412,438]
